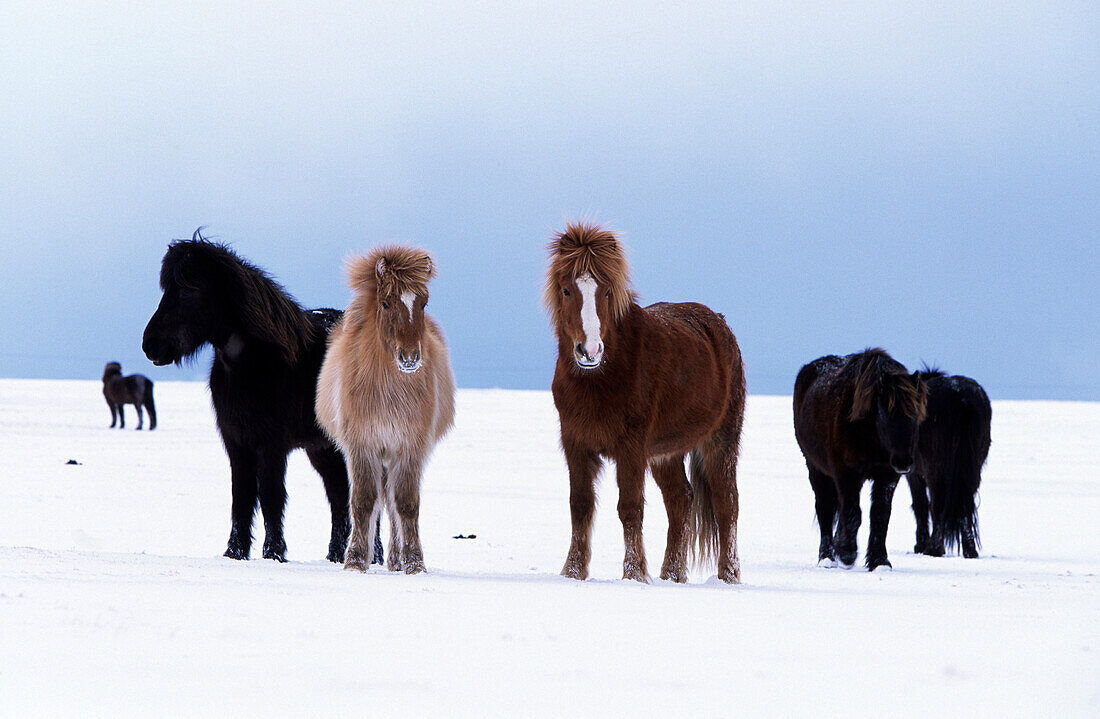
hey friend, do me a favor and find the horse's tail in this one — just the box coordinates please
[937,389,991,554]
[144,380,157,431]
[687,449,719,568]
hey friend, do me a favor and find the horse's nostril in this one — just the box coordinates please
[575,343,584,356]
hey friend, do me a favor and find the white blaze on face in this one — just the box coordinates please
[576,273,603,363]
[400,291,416,320]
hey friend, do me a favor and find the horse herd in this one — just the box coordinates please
[131,224,990,583]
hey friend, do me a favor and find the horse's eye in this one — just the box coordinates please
[562,288,570,297]
[179,288,193,300]
[381,301,389,310]
[604,289,610,298]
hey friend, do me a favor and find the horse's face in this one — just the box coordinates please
[102,362,122,382]
[557,272,610,370]
[376,285,428,374]
[873,373,926,474]
[142,274,219,366]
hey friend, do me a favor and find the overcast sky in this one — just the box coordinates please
[1,2,1096,399]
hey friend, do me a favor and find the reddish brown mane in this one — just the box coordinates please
[543,222,636,328]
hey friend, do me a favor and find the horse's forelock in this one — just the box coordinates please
[349,246,435,300]
[848,349,927,422]
[543,221,635,326]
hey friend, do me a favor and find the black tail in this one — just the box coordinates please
[935,383,991,554]
[144,381,157,431]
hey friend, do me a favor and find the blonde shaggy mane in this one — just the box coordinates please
[544,221,636,327]
[347,245,435,300]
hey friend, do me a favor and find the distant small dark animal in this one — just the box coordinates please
[102,362,157,430]
[906,369,991,559]
[141,228,382,564]
[793,349,927,571]
[546,222,747,584]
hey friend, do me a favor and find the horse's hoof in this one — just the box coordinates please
[867,556,892,571]
[817,557,838,568]
[561,558,588,581]
[963,548,979,559]
[223,547,248,560]
[344,557,369,573]
[263,551,288,563]
[659,567,688,583]
[718,567,741,584]
[923,545,945,558]
[838,551,858,568]
[404,562,425,575]
[326,548,345,564]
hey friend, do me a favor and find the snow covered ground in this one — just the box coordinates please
[1,379,1097,717]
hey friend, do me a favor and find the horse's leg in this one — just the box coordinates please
[224,441,258,560]
[390,455,427,574]
[306,445,354,564]
[907,474,930,554]
[135,402,144,430]
[866,473,899,571]
[385,477,403,572]
[345,451,384,572]
[561,440,601,580]
[117,404,125,429]
[650,454,691,582]
[834,474,863,568]
[808,466,838,566]
[616,452,649,583]
[257,450,289,562]
[144,388,157,431]
[925,475,947,557]
[106,398,117,428]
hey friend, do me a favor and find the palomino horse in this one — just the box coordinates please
[793,349,928,570]
[545,222,746,584]
[316,246,455,574]
[102,362,157,430]
[907,368,990,558]
[142,229,380,564]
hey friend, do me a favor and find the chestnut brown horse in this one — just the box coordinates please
[316,246,455,574]
[545,222,746,584]
[793,349,928,571]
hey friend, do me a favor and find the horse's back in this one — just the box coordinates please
[793,355,842,411]
[922,374,992,461]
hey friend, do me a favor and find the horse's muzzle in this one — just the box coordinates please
[397,347,422,374]
[573,344,602,370]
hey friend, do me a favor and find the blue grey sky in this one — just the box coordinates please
[1,2,1096,399]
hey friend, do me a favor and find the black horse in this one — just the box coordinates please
[142,229,382,564]
[102,362,157,430]
[907,369,991,559]
[793,349,928,570]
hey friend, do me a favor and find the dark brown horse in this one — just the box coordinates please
[545,222,746,584]
[793,349,927,570]
[907,368,991,558]
[102,362,157,430]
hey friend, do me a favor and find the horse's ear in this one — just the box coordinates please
[424,254,434,277]
[376,257,387,280]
